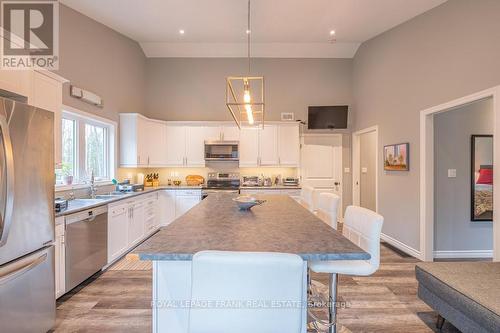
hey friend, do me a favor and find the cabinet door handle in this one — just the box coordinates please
[148,156,150,165]
[137,155,140,164]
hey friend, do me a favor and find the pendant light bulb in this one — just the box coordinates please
[243,90,251,103]
[245,104,254,124]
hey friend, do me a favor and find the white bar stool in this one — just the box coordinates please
[300,185,315,212]
[316,193,341,230]
[188,251,306,333]
[308,206,384,333]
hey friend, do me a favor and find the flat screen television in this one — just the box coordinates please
[308,105,349,130]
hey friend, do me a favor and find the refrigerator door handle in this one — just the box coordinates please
[0,252,47,286]
[0,112,15,247]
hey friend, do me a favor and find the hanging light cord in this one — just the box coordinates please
[247,0,251,75]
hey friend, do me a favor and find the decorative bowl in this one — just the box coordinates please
[173,180,182,186]
[232,196,266,211]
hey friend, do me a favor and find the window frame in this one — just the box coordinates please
[56,106,117,188]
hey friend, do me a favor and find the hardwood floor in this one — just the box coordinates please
[54,243,461,332]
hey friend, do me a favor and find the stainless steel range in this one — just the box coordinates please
[202,172,240,199]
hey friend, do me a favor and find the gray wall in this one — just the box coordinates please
[434,98,493,252]
[145,58,352,123]
[352,0,500,250]
[359,131,377,211]
[56,5,146,122]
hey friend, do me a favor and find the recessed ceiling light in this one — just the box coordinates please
[179,29,185,35]
[330,30,336,36]
[246,29,251,34]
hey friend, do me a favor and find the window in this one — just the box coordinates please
[56,109,115,185]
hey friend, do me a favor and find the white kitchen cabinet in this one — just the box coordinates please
[144,192,160,235]
[147,121,168,166]
[107,203,129,264]
[29,71,66,167]
[221,125,240,141]
[203,125,224,141]
[159,190,176,226]
[128,200,145,247]
[259,125,279,166]
[120,114,169,167]
[239,127,260,167]
[185,126,216,167]
[54,218,65,298]
[278,124,300,166]
[165,125,187,166]
[175,190,201,217]
[0,69,31,98]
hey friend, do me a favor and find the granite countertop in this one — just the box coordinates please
[240,185,301,190]
[55,185,300,217]
[133,193,370,262]
[56,185,203,217]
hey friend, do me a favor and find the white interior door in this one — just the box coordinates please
[301,144,343,215]
[352,127,378,212]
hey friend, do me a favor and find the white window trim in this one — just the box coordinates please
[56,105,117,189]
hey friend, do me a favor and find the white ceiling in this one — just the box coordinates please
[61,0,447,58]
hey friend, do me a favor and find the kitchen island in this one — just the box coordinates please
[133,193,369,332]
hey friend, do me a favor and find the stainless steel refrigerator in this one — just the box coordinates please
[0,96,56,332]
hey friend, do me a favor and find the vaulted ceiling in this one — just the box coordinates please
[61,0,447,58]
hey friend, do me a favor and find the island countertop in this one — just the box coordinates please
[133,193,370,261]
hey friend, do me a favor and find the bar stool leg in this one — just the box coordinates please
[328,273,338,333]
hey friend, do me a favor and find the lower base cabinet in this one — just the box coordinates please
[55,218,65,298]
[108,203,129,263]
[175,191,201,217]
[159,189,201,225]
[107,193,160,264]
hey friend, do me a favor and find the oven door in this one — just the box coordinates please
[204,141,239,161]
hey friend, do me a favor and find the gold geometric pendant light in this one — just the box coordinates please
[226,0,265,129]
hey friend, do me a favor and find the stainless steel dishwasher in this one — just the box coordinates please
[65,205,108,292]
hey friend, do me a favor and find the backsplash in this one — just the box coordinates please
[55,184,116,200]
[117,164,298,185]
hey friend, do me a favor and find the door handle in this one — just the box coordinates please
[0,252,47,285]
[0,111,15,247]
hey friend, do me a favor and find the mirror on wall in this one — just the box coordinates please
[471,135,493,221]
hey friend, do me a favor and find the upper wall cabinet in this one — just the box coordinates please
[0,69,66,167]
[278,124,300,166]
[119,114,300,168]
[239,123,300,167]
[120,113,168,167]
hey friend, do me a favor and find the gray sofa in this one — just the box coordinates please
[415,262,500,333]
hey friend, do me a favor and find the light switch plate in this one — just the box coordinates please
[361,167,368,174]
[344,167,350,173]
[448,169,457,178]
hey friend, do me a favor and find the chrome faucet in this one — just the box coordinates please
[89,170,97,199]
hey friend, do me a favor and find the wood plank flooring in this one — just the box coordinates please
[53,243,461,332]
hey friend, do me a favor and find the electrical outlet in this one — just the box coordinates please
[448,169,457,178]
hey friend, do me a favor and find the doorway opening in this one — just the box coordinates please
[352,126,379,212]
[420,86,500,262]
[433,98,494,260]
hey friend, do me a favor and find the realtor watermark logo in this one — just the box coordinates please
[1,0,59,70]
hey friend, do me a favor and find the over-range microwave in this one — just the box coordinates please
[204,141,239,161]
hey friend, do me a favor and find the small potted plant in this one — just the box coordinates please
[61,163,73,185]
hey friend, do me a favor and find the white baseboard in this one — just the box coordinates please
[381,233,422,259]
[433,250,493,259]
